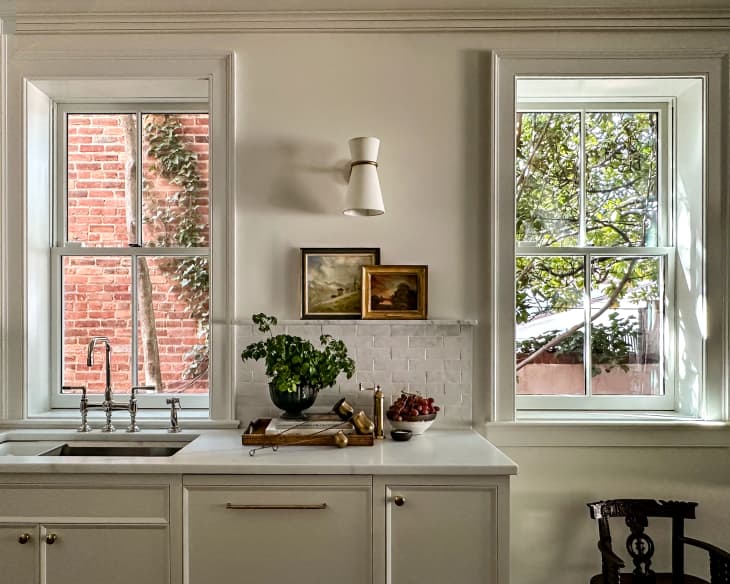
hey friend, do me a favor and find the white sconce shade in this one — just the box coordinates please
[344,137,385,216]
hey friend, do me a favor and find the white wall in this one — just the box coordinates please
[505,445,730,583]
[4,4,730,583]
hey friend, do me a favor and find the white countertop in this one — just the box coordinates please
[0,428,518,475]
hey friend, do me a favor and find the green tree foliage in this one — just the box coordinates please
[515,111,660,372]
[144,115,209,384]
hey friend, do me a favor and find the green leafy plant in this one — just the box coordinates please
[516,313,641,376]
[241,314,356,393]
[144,115,209,383]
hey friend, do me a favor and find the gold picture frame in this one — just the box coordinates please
[361,265,428,320]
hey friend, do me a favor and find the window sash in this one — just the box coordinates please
[52,103,210,410]
[515,248,675,410]
[514,101,674,411]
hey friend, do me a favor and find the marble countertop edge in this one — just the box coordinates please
[0,428,518,476]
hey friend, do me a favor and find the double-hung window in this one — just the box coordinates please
[491,56,723,419]
[53,104,210,409]
[514,98,672,410]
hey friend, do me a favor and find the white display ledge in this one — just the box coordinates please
[232,319,478,326]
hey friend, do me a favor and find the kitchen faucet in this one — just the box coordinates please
[84,336,152,432]
[86,336,113,403]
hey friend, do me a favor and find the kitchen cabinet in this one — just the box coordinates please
[184,474,510,584]
[374,476,510,584]
[184,475,373,584]
[0,475,181,584]
[0,524,38,583]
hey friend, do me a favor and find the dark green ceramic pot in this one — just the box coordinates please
[268,383,319,418]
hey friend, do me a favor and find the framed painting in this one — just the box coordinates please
[361,265,428,320]
[301,248,380,319]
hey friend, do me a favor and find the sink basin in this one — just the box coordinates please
[0,433,198,457]
[39,441,188,457]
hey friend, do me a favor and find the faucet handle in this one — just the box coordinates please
[64,386,91,432]
[126,386,155,433]
[131,385,156,398]
[166,397,182,433]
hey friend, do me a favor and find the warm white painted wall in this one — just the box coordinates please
[504,445,730,583]
[4,10,730,584]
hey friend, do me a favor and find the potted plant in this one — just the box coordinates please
[240,313,356,418]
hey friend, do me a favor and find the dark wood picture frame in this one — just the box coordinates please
[301,248,380,319]
[361,265,428,320]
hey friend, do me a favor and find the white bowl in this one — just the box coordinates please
[387,416,436,435]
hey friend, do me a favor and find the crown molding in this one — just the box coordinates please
[12,8,730,34]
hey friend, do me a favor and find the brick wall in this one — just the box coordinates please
[236,320,474,427]
[63,113,209,394]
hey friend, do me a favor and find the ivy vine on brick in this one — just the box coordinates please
[144,115,209,384]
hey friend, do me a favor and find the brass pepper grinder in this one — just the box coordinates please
[359,382,384,439]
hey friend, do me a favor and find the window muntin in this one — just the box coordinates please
[56,105,209,408]
[514,104,671,408]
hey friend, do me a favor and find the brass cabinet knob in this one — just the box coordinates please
[393,495,406,507]
[18,533,31,544]
[45,533,57,545]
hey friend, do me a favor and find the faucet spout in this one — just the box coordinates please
[87,336,113,403]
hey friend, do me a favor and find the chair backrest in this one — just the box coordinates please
[587,499,698,583]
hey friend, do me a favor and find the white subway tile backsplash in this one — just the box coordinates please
[235,320,475,427]
[373,335,408,349]
[374,358,407,371]
[408,358,444,373]
[391,324,427,336]
[425,347,461,360]
[392,346,427,360]
[408,336,443,349]
[322,324,357,337]
[392,370,427,384]
[357,324,390,336]
[426,370,447,383]
[425,324,461,336]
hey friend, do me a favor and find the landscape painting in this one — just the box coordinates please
[301,248,380,319]
[362,265,428,319]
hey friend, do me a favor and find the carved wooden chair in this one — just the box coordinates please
[587,499,730,584]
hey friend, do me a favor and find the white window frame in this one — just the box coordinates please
[490,52,727,422]
[514,100,675,411]
[2,53,235,424]
[51,102,210,410]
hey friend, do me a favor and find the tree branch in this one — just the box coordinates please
[516,258,638,371]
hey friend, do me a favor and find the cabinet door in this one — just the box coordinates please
[185,484,372,584]
[0,525,38,584]
[41,524,169,584]
[385,485,497,584]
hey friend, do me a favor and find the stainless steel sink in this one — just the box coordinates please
[40,441,187,457]
[0,432,198,457]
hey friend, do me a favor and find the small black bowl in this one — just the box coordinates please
[390,429,413,442]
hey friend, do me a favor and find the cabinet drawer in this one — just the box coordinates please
[185,484,372,584]
[0,484,169,520]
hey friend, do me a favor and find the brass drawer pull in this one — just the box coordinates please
[18,533,31,544]
[225,503,327,510]
[393,495,406,507]
[45,533,57,544]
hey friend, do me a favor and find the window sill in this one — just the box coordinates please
[483,417,730,448]
[0,410,240,430]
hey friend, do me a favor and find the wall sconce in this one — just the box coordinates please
[344,137,384,216]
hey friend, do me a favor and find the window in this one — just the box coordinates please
[491,54,725,420]
[8,55,234,422]
[54,105,209,409]
[514,99,672,410]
